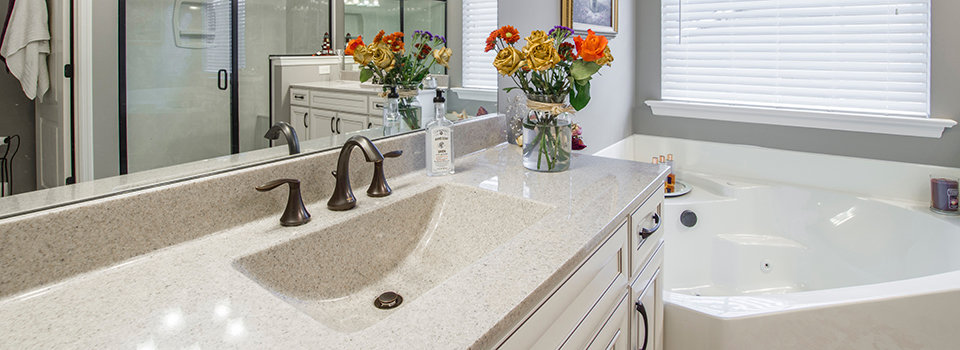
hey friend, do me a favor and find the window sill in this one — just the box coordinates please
[451,87,498,103]
[645,100,957,139]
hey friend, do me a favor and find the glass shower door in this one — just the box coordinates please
[124,0,233,173]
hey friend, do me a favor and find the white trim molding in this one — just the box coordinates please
[451,87,498,102]
[74,0,95,182]
[646,100,956,139]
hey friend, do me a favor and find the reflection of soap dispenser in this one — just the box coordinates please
[426,89,454,176]
[383,87,400,125]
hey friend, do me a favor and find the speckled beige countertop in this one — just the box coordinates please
[0,144,666,349]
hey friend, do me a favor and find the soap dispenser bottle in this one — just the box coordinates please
[383,86,401,125]
[426,89,454,176]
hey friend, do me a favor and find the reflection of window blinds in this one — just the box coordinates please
[203,0,245,73]
[462,0,498,89]
[661,0,931,117]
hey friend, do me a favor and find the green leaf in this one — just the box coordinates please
[570,60,602,82]
[569,80,591,111]
[359,68,374,82]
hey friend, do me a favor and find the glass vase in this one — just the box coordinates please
[396,86,422,130]
[522,95,573,172]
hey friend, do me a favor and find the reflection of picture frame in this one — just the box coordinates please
[562,0,618,36]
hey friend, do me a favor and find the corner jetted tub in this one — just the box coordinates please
[657,172,960,349]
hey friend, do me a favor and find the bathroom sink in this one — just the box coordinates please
[234,184,554,332]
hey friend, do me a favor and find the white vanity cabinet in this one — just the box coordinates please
[288,85,384,140]
[498,187,665,350]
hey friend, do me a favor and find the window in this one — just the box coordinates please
[461,0,498,89]
[650,0,955,137]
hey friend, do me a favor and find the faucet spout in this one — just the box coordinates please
[264,121,301,155]
[327,136,384,211]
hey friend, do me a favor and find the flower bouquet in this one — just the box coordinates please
[488,26,612,172]
[346,30,453,130]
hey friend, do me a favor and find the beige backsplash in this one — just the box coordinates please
[0,115,506,298]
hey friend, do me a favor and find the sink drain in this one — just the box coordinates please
[374,291,403,309]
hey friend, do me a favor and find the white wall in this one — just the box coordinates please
[497,0,637,153]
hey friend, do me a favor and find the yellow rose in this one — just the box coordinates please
[595,46,614,66]
[370,43,395,71]
[493,46,525,75]
[432,47,453,68]
[352,45,373,65]
[523,41,561,71]
[524,30,551,47]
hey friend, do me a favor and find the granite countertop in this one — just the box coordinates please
[0,144,667,349]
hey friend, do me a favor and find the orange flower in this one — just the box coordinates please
[485,28,501,52]
[372,30,386,44]
[383,32,403,44]
[391,39,404,53]
[499,25,520,44]
[345,36,364,56]
[573,29,608,62]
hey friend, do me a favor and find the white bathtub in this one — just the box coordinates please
[661,172,960,349]
[596,135,960,349]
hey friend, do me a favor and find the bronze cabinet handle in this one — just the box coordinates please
[256,179,311,227]
[640,212,661,240]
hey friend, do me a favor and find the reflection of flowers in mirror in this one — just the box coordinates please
[345,0,380,7]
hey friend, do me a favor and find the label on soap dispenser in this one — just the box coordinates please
[430,126,453,174]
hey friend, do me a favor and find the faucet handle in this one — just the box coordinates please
[367,150,402,198]
[256,179,311,227]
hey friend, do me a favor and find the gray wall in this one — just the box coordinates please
[92,0,119,179]
[0,0,37,194]
[634,1,960,168]
[498,0,637,153]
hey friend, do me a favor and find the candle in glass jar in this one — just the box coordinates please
[930,177,959,213]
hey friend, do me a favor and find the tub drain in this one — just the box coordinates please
[760,260,773,273]
[374,291,403,309]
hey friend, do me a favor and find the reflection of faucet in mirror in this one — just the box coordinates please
[264,121,301,155]
[328,136,384,211]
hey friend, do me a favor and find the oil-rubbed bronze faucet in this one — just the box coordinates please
[256,179,311,226]
[367,150,403,197]
[263,121,301,155]
[327,136,385,211]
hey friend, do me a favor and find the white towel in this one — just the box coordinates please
[1,0,49,102]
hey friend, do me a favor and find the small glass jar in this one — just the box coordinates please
[930,175,959,215]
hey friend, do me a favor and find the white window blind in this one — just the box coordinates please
[661,0,931,118]
[462,0,498,89]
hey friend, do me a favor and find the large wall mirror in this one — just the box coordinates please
[0,0,499,219]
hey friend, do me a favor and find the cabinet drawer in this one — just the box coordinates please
[586,291,630,350]
[499,221,628,350]
[310,90,368,114]
[630,187,664,279]
[369,97,387,114]
[290,88,309,106]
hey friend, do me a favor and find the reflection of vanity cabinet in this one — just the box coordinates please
[498,186,665,350]
[289,84,386,140]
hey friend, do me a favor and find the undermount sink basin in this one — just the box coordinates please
[234,184,554,332]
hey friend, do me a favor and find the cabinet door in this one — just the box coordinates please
[500,222,629,350]
[290,106,310,141]
[309,109,336,139]
[632,245,664,350]
[338,113,369,134]
[586,291,631,350]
